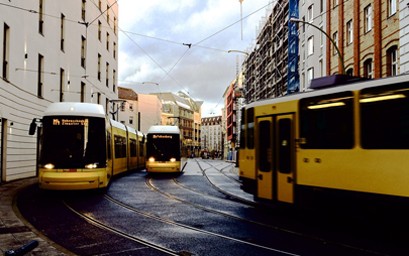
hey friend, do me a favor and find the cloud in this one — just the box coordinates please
[118,0,273,116]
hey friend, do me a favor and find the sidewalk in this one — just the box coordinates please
[0,178,68,255]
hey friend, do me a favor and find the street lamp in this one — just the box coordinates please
[289,17,345,75]
[227,49,249,56]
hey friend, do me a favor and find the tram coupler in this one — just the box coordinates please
[4,240,39,256]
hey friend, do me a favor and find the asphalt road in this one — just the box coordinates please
[16,159,409,255]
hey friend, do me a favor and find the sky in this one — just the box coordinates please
[118,0,274,117]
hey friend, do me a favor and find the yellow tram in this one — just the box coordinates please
[29,102,146,190]
[239,74,409,207]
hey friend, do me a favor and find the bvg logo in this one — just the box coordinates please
[53,119,61,125]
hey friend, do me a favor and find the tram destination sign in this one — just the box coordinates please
[52,118,89,126]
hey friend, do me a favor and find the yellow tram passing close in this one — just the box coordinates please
[239,74,409,207]
[29,102,146,190]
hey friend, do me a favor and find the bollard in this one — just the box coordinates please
[4,240,39,256]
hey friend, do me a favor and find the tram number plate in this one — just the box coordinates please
[63,169,77,172]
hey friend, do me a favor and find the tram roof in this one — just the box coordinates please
[43,102,106,118]
[147,125,180,134]
[246,74,409,109]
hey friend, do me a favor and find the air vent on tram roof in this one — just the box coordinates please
[310,74,369,90]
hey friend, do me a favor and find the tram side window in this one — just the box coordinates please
[107,132,112,159]
[114,135,127,158]
[240,108,246,149]
[299,92,354,149]
[247,108,255,149]
[130,138,137,157]
[360,83,409,149]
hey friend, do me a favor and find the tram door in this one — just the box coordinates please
[256,114,294,204]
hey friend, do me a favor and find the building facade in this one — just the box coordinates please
[0,1,118,182]
[118,87,139,129]
[298,0,327,91]
[201,116,222,158]
[243,1,289,104]
[400,1,409,73]
[326,0,400,78]
[154,91,202,157]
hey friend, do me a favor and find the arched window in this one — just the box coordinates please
[363,59,373,78]
[387,46,398,76]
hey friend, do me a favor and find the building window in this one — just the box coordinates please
[307,4,314,22]
[81,36,86,68]
[320,26,324,55]
[37,54,44,98]
[307,36,314,55]
[363,59,373,78]
[81,82,85,102]
[39,0,44,34]
[307,67,314,86]
[106,62,109,87]
[114,16,117,35]
[97,54,101,80]
[113,42,116,59]
[98,20,101,41]
[59,68,65,102]
[346,68,353,76]
[82,0,86,21]
[60,14,65,52]
[364,5,372,33]
[346,20,353,44]
[388,0,397,16]
[106,32,110,51]
[98,0,102,11]
[2,23,10,81]
[106,5,110,25]
[332,31,338,56]
[113,69,116,92]
[387,46,398,76]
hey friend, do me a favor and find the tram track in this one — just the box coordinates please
[62,200,180,256]
[146,160,385,256]
[62,194,300,256]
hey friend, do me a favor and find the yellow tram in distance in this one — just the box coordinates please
[146,125,186,173]
[29,102,146,190]
[239,74,409,207]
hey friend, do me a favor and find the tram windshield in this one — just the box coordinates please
[39,116,107,169]
[147,133,181,161]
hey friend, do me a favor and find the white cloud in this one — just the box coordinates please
[118,0,273,116]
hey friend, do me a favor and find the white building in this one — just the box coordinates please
[298,0,327,91]
[201,116,222,156]
[118,87,139,129]
[400,1,409,74]
[0,1,118,182]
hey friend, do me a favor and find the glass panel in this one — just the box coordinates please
[259,120,271,172]
[300,91,354,149]
[360,83,409,149]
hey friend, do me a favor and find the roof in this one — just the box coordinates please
[118,87,138,101]
[147,125,180,134]
[44,102,105,118]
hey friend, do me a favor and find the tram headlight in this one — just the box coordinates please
[170,158,176,162]
[148,157,155,162]
[44,163,55,169]
[85,163,98,169]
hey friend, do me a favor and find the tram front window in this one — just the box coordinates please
[39,117,106,169]
[147,134,180,161]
